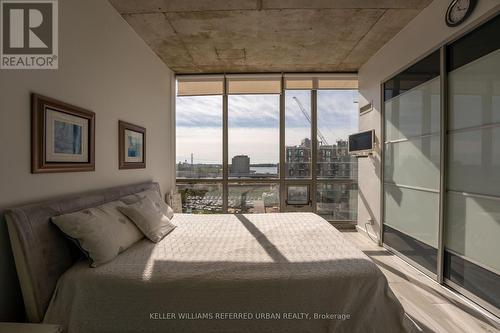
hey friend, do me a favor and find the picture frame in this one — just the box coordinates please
[119,120,146,169]
[32,94,95,173]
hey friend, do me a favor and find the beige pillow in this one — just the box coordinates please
[118,196,176,243]
[121,189,174,220]
[52,201,143,267]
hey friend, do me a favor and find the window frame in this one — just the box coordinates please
[175,94,223,179]
[175,73,359,223]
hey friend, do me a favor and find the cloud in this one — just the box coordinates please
[228,128,279,164]
[228,95,279,128]
[176,127,222,163]
[176,90,359,163]
[285,90,312,128]
[176,95,223,128]
[317,90,358,143]
[176,127,279,164]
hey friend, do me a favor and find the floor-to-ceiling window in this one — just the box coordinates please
[282,75,359,223]
[176,74,358,224]
[316,90,359,222]
[176,76,224,213]
[382,14,500,316]
[227,75,281,213]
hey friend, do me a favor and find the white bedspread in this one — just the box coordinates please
[44,213,417,333]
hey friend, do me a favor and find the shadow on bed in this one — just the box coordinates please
[235,214,289,263]
[42,214,417,333]
[45,256,411,332]
[4,179,417,332]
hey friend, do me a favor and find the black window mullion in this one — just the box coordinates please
[222,76,229,213]
[311,90,318,213]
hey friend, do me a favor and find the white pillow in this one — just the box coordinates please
[118,196,176,243]
[52,201,143,267]
[121,189,174,220]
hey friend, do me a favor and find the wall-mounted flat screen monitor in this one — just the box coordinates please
[348,130,374,155]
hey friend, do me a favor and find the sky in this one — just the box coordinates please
[176,90,358,164]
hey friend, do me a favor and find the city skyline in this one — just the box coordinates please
[177,137,357,181]
[176,90,358,164]
[177,138,351,166]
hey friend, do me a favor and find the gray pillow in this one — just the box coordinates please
[52,201,143,267]
[118,196,176,243]
[121,189,174,220]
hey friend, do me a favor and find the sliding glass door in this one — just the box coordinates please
[382,14,500,315]
[444,16,500,314]
[383,50,441,275]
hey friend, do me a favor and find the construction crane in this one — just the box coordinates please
[292,96,329,145]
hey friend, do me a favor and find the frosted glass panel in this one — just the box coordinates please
[449,49,500,130]
[446,193,500,273]
[384,135,440,190]
[448,127,500,197]
[383,70,440,254]
[384,184,439,248]
[385,77,440,141]
[446,31,500,310]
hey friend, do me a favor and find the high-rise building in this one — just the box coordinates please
[285,138,357,179]
[231,155,250,175]
[285,139,311,178]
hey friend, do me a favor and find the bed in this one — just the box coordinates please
[6,182,417,333]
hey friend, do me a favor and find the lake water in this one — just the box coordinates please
[250,166,278,174]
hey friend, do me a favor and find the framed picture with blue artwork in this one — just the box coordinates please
[119,120,146,169]
[32,94,95,173]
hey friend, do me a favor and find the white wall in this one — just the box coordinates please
[0,0,174,320]
[356,1,500,241]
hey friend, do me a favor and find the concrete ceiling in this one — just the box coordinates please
[109,0,433,73]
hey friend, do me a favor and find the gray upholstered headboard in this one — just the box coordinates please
[5,182,161,323]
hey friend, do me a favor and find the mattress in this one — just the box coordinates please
[43,212,417,333]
